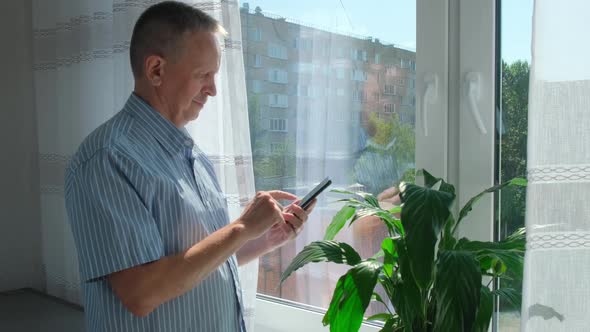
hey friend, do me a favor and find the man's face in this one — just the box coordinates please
[159,31,220,127]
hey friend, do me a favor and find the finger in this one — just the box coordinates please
[304,198,318,213]
[268,190,298,201]
[283,212,303,232]
[285,203,308,223]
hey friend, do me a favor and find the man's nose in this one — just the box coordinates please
[205,78,217,97]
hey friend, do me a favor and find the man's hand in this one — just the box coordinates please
[377,186,401,205]
[264,198,317,250]
[236,190,297,240]
[235,196,317,266]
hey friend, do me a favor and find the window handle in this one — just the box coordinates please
[422,73,438,136]
[465,72,487,134]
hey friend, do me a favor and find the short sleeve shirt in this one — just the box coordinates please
[65,93,245,332]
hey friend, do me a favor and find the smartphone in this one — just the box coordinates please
[299,177,332,210]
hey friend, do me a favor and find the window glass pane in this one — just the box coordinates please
[239,0,416,317]
[498,0,533,330]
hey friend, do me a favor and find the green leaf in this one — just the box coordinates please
[367,313,393,322]
[380,316,402,332]
[323,261,382,332]
[371,292,388,307]
[433,251,482,332]
[331,188,357,195]
[324,206,357,240]
[473,286,494,332]
[416,169,456,195]
[381,237,399,278]
[492,288,522,309]
[280,241,362,284]
[439,214,457,250]
[388,206,402,215]
[356,192,381,208]
[455,229,525,279]
[399,182,455,289]
[390,242,423,328]
[455,180,526,233]
[510,177,527,186]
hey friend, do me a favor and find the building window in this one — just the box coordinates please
[384,103,396,113]
[250,27,262,41]
[351,49,368,62]
[351,69,368,81]
[334,67,346,80]
[270,118,287,132]
[254,54,262,68]
[353,89,366,102]
[384,84,399,95]
[268,43,288,60]
[270,142,287,153]
[336,88,345,97]
[252,80,262,93]
[268,69,288,84]
[297,85,311,97]
[374,53,381,64]
[293,37,313,50]
[269,94,289,108]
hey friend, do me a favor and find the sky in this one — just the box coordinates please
[239,0,533,64]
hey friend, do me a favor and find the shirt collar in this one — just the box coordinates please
[124,93,194,155]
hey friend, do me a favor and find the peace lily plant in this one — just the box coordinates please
[281,170,526,332]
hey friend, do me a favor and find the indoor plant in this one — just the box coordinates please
[280,170,526,332]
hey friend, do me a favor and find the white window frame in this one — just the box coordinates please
[254,0,500,330]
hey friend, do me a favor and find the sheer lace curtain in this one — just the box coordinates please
[32,0,257,328]
[521,0,590,330]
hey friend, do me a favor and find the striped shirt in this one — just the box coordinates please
[64,93,245,332]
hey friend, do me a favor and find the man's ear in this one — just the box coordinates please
[145,55,165,87]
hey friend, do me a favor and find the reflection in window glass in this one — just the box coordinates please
[240,0,416,317]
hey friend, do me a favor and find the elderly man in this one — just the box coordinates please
[64,2,314,331]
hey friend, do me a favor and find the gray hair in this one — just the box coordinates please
[129,1,226,78]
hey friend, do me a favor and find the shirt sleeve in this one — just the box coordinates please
[65,148,164,282]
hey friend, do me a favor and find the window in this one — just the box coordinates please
[351,49,368,62]
[383,84,398,95]
[268,43,288,60]
[250,27,262,41]
[353,89,366,102]
[240,1,420,330]
[294,37,313,50]
[497,1,533,330]
[269,118,287,132]
[270,142,287,153]
[268,94,289,108]
[384,103,396,113]
[252,80,262,93]
[268,69,288,84]
[334,67,346,80]
[296,85,312,97]
[254,54,262,68]
[351,69,367,81]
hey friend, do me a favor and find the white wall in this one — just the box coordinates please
[0,0,44,291]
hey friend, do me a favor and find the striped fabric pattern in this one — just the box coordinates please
[64,93,245,331]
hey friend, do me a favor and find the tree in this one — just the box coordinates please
[499,60,529,312]
[352,113,416,194]
[500,60,529,236]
